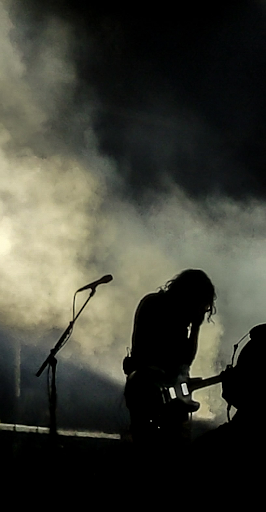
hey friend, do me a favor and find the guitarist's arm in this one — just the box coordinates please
[187,322,201,364]
[187,307,206,364]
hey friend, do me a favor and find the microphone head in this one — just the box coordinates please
[102,274,113,283]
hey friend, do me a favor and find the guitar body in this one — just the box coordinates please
[124,366,170,413]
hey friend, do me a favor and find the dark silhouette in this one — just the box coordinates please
[191,324,266,503]
[123,269,216,460]
[222,323,266,413]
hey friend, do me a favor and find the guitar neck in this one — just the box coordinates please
[188,373,223,393]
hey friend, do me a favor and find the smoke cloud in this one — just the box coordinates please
[0,1,265,431]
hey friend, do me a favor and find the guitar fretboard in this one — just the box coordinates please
[188,373,222,393]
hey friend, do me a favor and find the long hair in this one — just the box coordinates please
[161,268,216,321]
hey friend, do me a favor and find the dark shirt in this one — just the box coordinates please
[130,290,194,379]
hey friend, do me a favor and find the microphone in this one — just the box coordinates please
[76,274,113,293]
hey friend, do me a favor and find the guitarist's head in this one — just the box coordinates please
[162,268,216,324]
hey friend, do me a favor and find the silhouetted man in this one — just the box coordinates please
[222,323,266,434]
[191,324,266,503]
[123,269,216,454]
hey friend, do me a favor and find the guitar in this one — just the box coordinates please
[160,371,224,412]
[125,365,224,413]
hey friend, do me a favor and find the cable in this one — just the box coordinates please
[72,291,78,323]
[231,332,249,367]
[226,331,250,422]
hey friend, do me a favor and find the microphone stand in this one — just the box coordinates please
[36,287,96,445]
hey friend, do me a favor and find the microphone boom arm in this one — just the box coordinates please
[36,287,95,377]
